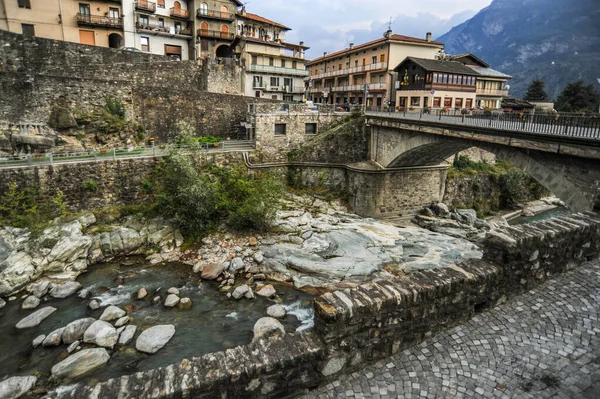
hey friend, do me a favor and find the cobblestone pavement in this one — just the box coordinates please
[302,261,600,399]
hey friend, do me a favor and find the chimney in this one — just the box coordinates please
[384,29,392,39]
[241,6,246,16]
[426,32,432,42]
[299,41,304,46]
[349,43,354,49]
[323,51,327,56]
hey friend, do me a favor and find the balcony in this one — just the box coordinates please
[135,0,156,13]
[76,14,123,29]
[137,22,192,36]
[309,62,388,80]
[170,7,189,19]
[477,88,509,97]
[197,29,234,40]
[196,8,235,21]
[249,64,309,78]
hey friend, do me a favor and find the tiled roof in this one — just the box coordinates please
[241,13,290,30]
[467,66,512,79]
[307,34,443,65]
[395,57,479,75]
[452,53,489,67]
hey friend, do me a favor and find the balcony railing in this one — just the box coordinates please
[197,29,234,40]
[309,62,388,80]
[135,0,156,12]
[76,13,123,29]
[196,8,235,21]
[137,22,192,36]
[249,64,309,77]
[170,7,189,19]
[477,88,509,96]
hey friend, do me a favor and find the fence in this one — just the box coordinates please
[0,141,256,169]
[365,107,600,139]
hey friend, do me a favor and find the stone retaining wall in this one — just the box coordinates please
[55,213,600,398]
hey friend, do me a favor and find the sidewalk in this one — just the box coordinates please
[303,261,600,399]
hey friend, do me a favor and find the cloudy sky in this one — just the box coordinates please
[245,0,493,58]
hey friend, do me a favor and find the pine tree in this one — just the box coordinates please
[555,80,600,113]
[524,79,548,101]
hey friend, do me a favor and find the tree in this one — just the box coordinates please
[524,79,548,101]
[555,80,600,113]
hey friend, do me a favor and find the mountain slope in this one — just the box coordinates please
[437,0,600,99]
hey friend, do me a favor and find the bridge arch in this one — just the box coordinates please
[374,126,600,212]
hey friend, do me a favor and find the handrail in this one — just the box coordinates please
[365,108,600,140]
[0,141,257,170]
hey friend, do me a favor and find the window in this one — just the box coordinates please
[455,98,463,108]
[292,61,297,69]
[305,123,317,135]
[442,74,448,84]
[433,97,441,107]
[270,77,280,87]
[444,98,452,107]
[281,59,286,68]
[17,0,31,9]
[175,22,182,33]
[251,55,257,65]
[253,76,263,88]
[283,95,293,102]
[200,39,208,51]
[139,15,149,26]
[410,97,420,107]
[79,3,90,15]
[372,56,377,64]
[140,36,149,52]
[284,77,293,90]
[466,98,473,109]
[354,60,358,67]
[157,0,165,8]
[158,18,164,28]
[79,30,94,45]
[380,54,385,62]
[109,8,119,19]
[269,57,274,66]
[274,124,286,135]
[21,23,35,37]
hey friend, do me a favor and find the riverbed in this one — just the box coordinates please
[0,258,314,391]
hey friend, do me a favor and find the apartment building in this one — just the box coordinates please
[452,54,511,109]
[123,0,193,60]
[306,30,443,107]
[237,9,308,101]
[393,57,479,110]
[194,0,241,60]
[1,0,124,48]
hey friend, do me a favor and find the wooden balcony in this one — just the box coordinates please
[170,8,189,19]
[76,13,123,29]
[135,0,156,13]
[196,8,235,21]
[197,29,234,40]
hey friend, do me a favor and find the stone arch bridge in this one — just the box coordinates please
[366,112,600,212]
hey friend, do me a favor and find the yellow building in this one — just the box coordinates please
[237,9,308,101]
[0,0,124,48]
[306,31,443,107]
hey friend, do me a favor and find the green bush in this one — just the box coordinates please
[81,180,99,192]
[0,183,68,231]
[104,96,125,119]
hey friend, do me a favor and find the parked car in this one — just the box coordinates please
[121,47,142,53]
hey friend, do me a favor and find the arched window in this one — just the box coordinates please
[220,5,228,18]
[199,2,208,15]
[157,0,165,8]
[173,1,181,10]
[200,21,208,34]
[220,24,228,38]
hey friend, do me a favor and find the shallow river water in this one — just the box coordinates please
[0,258,314,391]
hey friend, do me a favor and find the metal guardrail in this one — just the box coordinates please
[365,108,600,140]
[0,141,256,170]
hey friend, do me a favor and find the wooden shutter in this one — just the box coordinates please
[79,30,95,45]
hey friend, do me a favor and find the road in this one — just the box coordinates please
[302,260,600,399]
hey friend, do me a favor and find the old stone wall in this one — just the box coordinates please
[57,213,600,398]
[285,164,448,217]
[0,31,270,143]
[0,152,246,212]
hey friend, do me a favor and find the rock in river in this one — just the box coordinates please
[50,348,110,380]
[62,318,96,344]
[83,320,118,349]
[267,304,286,319]
[49,282,82,299]
[15,307,57,329]
[21,295,40,310]
[99,305,126,321]
[118,325,137,346]
[164,294,180,308]
[256,284,276,298]
[253,317,285,341]
[0,375,37,399]
[232,285,250,299]
[135,325,175,354]
[42,327,65,347]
